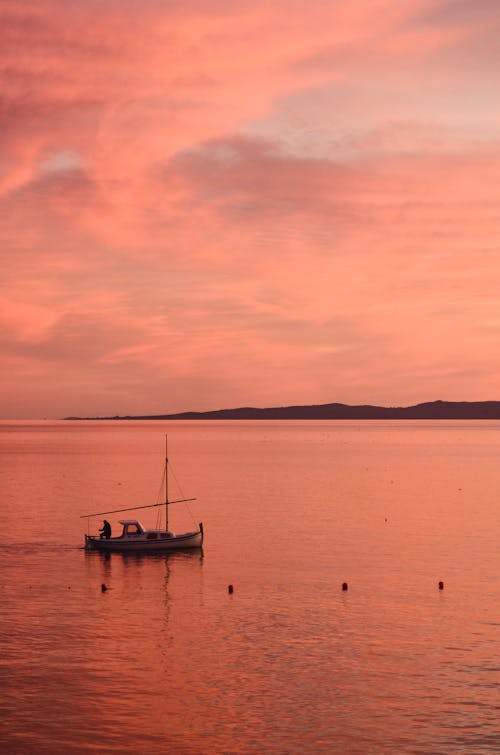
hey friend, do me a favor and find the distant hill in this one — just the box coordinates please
[65,400,500,420]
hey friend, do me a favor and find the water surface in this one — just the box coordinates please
[1,421,499,753]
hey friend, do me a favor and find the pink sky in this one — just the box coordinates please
[1,0,500,418]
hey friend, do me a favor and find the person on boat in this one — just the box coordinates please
[99,520,112,539]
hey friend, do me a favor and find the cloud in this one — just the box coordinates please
[1,1,500,417]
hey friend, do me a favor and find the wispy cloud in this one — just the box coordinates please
[1,0,500,417]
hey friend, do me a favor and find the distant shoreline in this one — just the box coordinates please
[65,400,500,421]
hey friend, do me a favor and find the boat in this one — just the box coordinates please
[82,436,203,553]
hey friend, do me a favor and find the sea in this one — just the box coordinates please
[0,420,499,754]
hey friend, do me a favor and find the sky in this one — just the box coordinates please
[1,0,500,418]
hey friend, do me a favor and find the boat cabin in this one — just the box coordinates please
[118,519,175,539]
[119,520,146,537]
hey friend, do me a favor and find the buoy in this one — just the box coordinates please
[438,581,444,590]
[342,582,348,591]
[101,583,108,592]
[228,584,234,594]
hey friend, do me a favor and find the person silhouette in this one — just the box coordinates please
[99,520,112,539]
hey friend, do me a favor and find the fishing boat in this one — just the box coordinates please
[82,436,203,553]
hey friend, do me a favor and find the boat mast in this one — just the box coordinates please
[165,434,169,531]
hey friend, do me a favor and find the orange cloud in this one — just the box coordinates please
[1,1,500,417]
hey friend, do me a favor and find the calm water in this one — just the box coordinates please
[0,420,499,754]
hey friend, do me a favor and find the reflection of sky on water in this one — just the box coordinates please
[1,421,499,753]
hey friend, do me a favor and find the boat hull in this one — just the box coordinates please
[85,528,203,553]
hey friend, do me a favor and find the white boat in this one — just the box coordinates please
[82,436,203,553]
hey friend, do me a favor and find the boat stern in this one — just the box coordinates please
[85,534,99,550]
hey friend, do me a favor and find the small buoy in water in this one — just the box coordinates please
[438,581,444,590]
[228,584,234,594]
[101,583,108,592]
[342,582,348,591]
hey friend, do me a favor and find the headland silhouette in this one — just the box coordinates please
[66,400,500,420]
